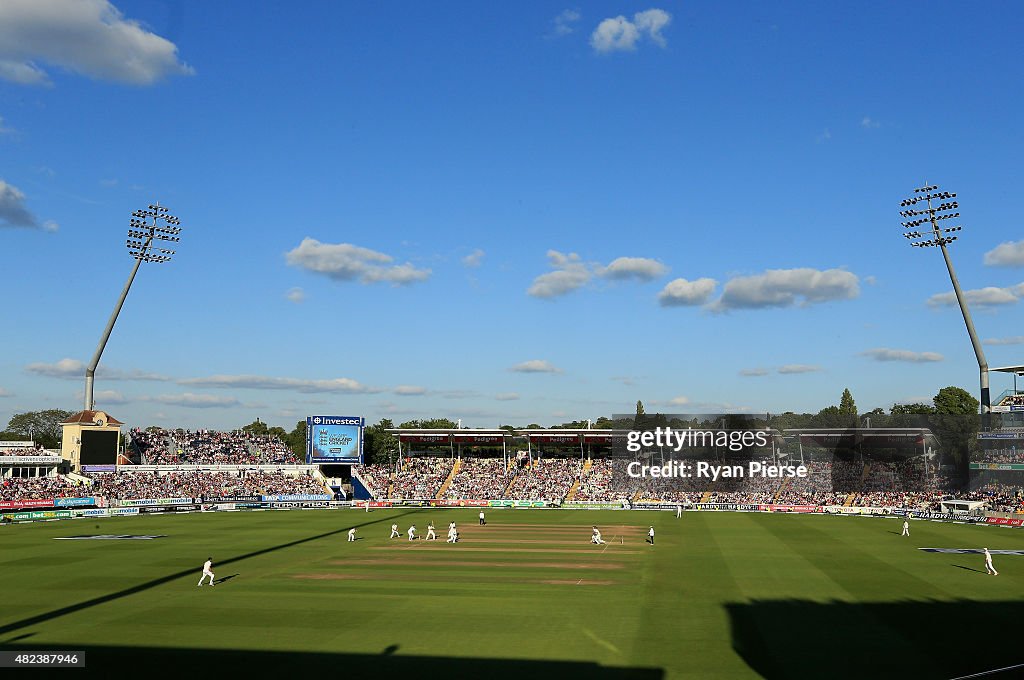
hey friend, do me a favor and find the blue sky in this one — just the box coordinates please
[1,0,1022,432]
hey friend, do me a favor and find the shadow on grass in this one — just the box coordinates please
[952,564,985,574]
[0,509,420,636]
[0,644,663,680]
[214,574,240,585]
[727,599,1024,679]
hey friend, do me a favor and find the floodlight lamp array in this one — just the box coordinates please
[124,202,182,263]
[899,183,963,249]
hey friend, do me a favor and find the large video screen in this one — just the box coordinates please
[80,430,119,466]
[306,415,364,464]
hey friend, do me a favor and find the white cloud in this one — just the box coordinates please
[393,385,427,396]
[633,9,671,47]
[462,248,485,268]
[816,129,832,143]
[150,393,239,408]
[91,389,126,405]
[709,268,859,311]
[777,364,822,374]
[667,396,690,406]
[984,336,1024,346]
[510,360,563,374]
[179,374,379,394]
[591,8,671,52]
[285,237,431,286]
[739,368,769,377]
[286,287,305,304]
[494,392,520,401]
[551,9,581,36]
[861,348,944,363]
[600,256,668,281]
[527,250,591,298]
[861,116,881,129]
[25,358,170,381]
[0,0,194,86]
[0,387,12,397]
[530,250,673,298]
[927,284,1022,308]
[658,277,717,307]
[0,179,51,229]
[984,240,1024,267]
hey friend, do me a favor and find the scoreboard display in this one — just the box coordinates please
[80,430,119,466]
[306,415,364,464]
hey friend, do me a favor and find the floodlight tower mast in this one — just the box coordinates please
[84,203,182,411]
[899,184,989,416]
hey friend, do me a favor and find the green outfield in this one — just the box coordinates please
[1,509,1022,679]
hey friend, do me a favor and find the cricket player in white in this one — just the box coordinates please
[984,548,999,576]
[647,526,655,545]
[390,523,400,538]
[592,527,606,545]
[426,522,436,540]
[408,525,417,541]
[676,504,682,519]
[198,557,215,586]
[347,528,357,542]
[447,526,458,543]
[901,520,910,537]
[479,510,486,525]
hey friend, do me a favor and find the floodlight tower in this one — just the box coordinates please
[84,203,182,411]
[899,184,989,415]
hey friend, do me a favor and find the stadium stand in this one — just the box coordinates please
[504,457,583,502]
[85,469,327,500]
[136,428,302,465]
[443,457,510,500]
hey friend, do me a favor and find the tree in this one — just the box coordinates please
[398,418,458,429]
[888,402,935,429]
[364,418,399,465]
[933,386,980,415]
[932,386,980,466]
[285,420,307,458]
[769,412,814,431]
[862,407,888,428]
[241,418,269,436]
[4,409,73,449]
[839,388,857,418]
[810,405,850,429]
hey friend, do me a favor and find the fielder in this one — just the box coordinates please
[985,548,999,576]
[426,522,436,541]
[447,526,458,543]
[647,526,655,545]
[347,528,357,542]
[591,526,606,545]
[901,520,910,537]
[676,504,682,519]
[479,510,486,526]
[390,523,400,539]
[408,525,417,541]
[197,557,216,587]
